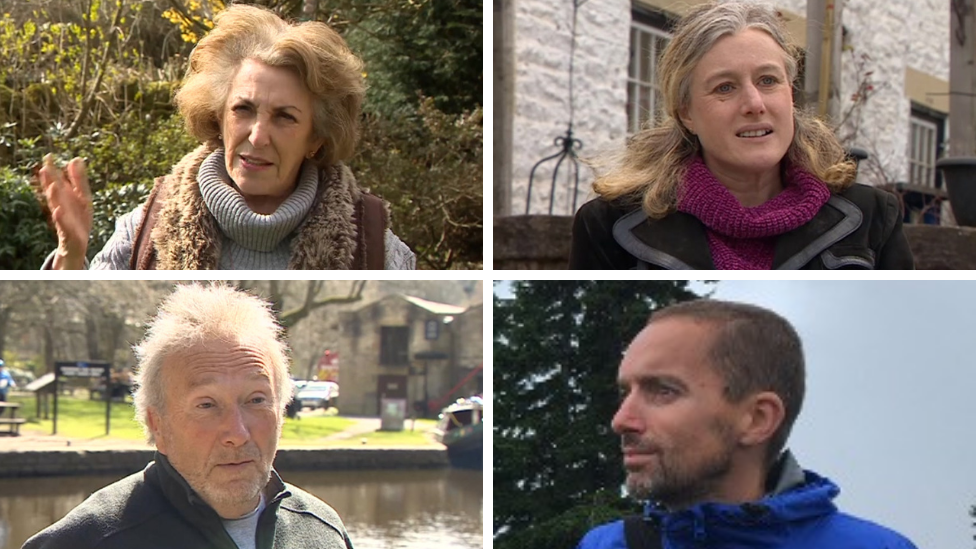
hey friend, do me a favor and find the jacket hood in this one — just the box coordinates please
[645,454,841,547]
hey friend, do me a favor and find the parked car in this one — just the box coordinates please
[296,381,339,410]
[9,367,35,388]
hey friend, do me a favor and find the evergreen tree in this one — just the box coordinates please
[494,281,704,549]
[970,504,975,547]
[339,0,483,116]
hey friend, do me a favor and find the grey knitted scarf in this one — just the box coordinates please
[197,149,318,253]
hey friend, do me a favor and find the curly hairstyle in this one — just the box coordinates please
[592,1,855,218]
[174,4,365,167]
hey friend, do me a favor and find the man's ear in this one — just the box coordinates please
[738,391,785,447]
[147,407,167,453]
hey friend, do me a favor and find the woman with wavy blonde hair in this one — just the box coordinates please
[38,4,415,270]
[570,1,912,269]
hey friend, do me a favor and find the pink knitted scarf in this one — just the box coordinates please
[677,156,830,269]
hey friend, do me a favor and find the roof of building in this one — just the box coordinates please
[402,295,467,315]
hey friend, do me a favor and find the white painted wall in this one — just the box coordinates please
[836,0,948,186]
[512,0,631,215]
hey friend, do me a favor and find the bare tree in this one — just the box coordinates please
[233,281,368,329]
[18,283,88,373]
[0,281,171,373]
[277,280,367,329]
[77,281,171,364]
[228,281,367,380]
[65,0,127,139]
[0,282,36,361]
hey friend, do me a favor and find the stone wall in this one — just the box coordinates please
[494,214,976,269]
[447,303,484,399]
[273,448,448,472]
[0,449,156,478]
[0,448,448,478]
[903,224,976,269]
[452,303,483,370]
[493,215,576,269]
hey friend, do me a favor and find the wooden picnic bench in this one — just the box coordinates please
[0,402,26,435]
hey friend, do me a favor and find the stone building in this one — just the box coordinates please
[449,302,484,403]
[495,0,952,224]
[336,295,483,417]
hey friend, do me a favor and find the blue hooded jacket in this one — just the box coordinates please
[576,454,917,549]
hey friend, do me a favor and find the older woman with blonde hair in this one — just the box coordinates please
[570,1,913,270]
[38,4,414,270]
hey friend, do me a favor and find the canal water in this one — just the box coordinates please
[0,468,482,549]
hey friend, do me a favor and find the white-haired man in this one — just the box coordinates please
[24,284,353,549]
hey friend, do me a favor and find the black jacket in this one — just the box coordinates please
[569,183,914,269]
[22,453,354,549]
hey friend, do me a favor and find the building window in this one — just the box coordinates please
[908,115,939,188]
[627,11,671,133]
[899,106,947,225]
[380,326,410,366]
[901,191,942,225]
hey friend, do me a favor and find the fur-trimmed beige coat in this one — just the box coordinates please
[38,144,417,270]
[135,143,392,269]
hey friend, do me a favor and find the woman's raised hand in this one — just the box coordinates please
[37,155,93,269]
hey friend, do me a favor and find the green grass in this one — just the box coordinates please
[5,395,433,445]
[280,415,355,440]
[358,419,438,446]
[9,393,145,440]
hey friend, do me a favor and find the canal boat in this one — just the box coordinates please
[432,396,483,469]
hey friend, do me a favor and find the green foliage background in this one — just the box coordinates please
[493,281,702,549]
[0,0,482,269]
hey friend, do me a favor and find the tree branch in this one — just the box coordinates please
[165,0,213,35]
[65,0,125,140]
[279,281,366,328]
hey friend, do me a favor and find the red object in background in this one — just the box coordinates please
[316,350,339,382]
[428,363,484,412]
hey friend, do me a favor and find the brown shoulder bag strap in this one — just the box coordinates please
[129,176,166,270]
[360,193,388,270]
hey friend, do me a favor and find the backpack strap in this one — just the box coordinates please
[129,176,166,270]
[623,515,663,549]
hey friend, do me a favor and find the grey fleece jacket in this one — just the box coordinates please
[22,452,354,549]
